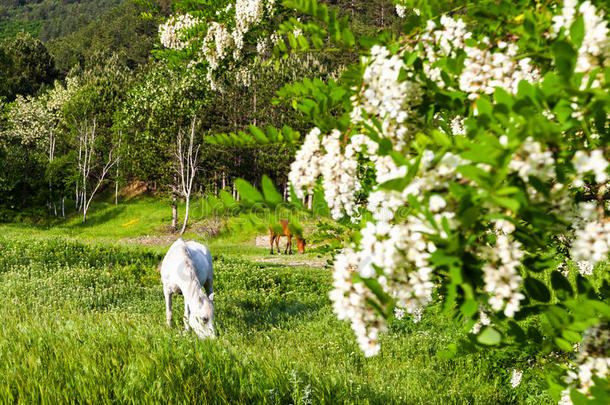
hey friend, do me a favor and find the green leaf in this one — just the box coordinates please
[554,337,574,352]
[437,343,457,360]
[553,40,577,79]
[249,125,268,143]
[477,327,502,345]
[551,271,574,299]
[492,196,521,212]
[562,330,582,344]
[524,277,551,303]
[235,179,263,203]
[570,389,591,405]
[289,185,305,210]
[476,96,493,116]
[261,175,283,204]
[461,299,478,317]
[360,277,390,305]
[570,15,585,48]
[341,28,355,47]
[312,187,330,217]
[219,190,236,208]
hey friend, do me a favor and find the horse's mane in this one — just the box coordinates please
[174,239,209,306]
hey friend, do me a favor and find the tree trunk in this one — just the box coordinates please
[180,196,190,235]
[171,197,178,231]
[61,197,65,219]
[115,161,119,205]
[22,148,30,208]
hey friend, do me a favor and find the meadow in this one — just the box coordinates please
[0,198,553,404]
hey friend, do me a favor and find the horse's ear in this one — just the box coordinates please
[209,292,215,302]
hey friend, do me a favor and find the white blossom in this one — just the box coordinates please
[459,41,540,99]
[510,369,523,388]
[481,235,525,317]
[353,45,423,150]
[395,5,407,18]
[551,1,610,87]
[572,149,609,187]
[288,128,323,198]
[159,14,201,50]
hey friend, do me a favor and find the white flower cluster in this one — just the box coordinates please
[471,310,492,334]
[233,0,265,52]
[572,149,609,187]
[569,150,610,273]
[460,40,540,100]
[289,128,322,198]
[202,22,234,70]
[395,5,407,18]
[288,128,360,219]
[576,260,594,276]
[366,151,466,223]
[329,217,439,353]
[480,230,525,318]
[329,248,387,356]
[256,37,269,54]
[552,0,610,85]
[320,130,361,219]
[159,14,201,50]
[419,16,472,86]
[352,45,423,150]
[234,66,252,87]
[326,149,470,352]
[559,324,610,404]
[509,138,556,183]
[510,369,523,388]
[570,218,610,267]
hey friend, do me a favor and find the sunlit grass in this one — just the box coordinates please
[0,231,553,403]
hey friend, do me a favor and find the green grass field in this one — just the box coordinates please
[0,198,553,403]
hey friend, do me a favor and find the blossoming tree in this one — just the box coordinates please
[158,0,609,402]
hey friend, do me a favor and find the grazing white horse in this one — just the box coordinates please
[160,238,215,338]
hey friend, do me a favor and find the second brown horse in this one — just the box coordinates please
[269,219,306,254]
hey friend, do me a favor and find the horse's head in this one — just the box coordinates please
[189,292,215,339]
[296,238,306,254]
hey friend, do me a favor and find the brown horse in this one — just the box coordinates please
[269,219,306,254]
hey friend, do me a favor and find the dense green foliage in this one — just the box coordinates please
[0,0,123,42]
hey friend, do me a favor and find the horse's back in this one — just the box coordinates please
[160,238,190,287]
[185,240,213,283]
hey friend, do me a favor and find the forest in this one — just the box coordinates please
[0,0,399,224]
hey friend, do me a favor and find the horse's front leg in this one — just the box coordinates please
[164,288,173,327]
[184,301,190,330]
[269,233,275,254]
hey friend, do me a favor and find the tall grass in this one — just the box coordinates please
[0,232,552,403]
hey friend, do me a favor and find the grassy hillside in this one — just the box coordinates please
[0,226,553,403]
[0,196,555,403]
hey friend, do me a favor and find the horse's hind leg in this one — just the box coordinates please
[275,236,281,255]
[270,233,275,254]
[285,235,292,255]
[164,289,173,327]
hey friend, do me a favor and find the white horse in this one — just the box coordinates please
[160,238,215,338]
